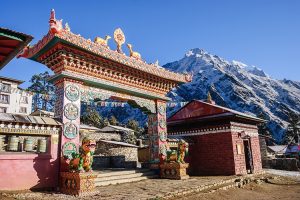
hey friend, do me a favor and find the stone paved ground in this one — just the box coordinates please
[173,173,300,200]
[264,169,300,181]
[1,176,236,200]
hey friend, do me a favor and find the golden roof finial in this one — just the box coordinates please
[114,28,125,53]
[207,91,215,105]
[127,43,142,60]
[207,91,212,102]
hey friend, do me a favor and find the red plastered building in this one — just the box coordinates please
[167,100,264,176]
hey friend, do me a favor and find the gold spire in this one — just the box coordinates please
[207,91,212,102]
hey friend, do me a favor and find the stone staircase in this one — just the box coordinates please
[94,168,158,187]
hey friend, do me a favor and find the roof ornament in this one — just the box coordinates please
[65,22,71,32]
[17,45,31,58]
[151,60,162,69]
[94,35,111,49]
[127,43,142,60]
[49,9,63,34]
[206,91,215,105]
[113,28,125,53]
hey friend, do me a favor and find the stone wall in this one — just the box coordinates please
[81,132,122,142]
[138,147,150,163]
[93,141,138,169]
[259,136,269,167]
[266,158,300,171]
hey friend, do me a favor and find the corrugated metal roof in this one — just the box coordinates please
[0,113,15,122]
[99,125,134,133]
[267,145,287,154]
[80,124,100,130]
[0,113,61,126]
[168,100,264,123]
[99,140,139,148]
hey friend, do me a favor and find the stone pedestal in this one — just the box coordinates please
[60,172,97,196]
[160,162,189,180]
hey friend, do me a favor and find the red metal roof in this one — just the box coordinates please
[0,27,33,69]
[168,100,264,124]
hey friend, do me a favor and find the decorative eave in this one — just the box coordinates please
[168,122,258,137]
[18,12,191,84]
[49,71,170,101]
[0,113,61,136]
[0,27,33,69]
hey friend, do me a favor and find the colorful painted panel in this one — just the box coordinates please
[63,122,78,139]
[65,84,80,102]
[64,103,79,120]
[63,142,77,159]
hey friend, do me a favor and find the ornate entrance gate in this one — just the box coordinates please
[19,10,191,169]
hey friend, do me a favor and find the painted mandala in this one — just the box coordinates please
[63,142,77,159]
[64,103,79,120]
[65,85,80,102]
[63,122,78,139]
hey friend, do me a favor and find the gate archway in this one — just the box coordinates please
[19,9,191,169]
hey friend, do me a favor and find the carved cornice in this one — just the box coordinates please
[49,69,171,101]
[41,45,177,95]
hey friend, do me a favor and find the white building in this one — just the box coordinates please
[0,76,32,115]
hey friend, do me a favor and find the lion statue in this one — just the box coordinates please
[69,137,96,172]
[161,139,188,163]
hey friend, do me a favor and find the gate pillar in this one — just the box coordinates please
[54,78,82,171]
[148,100,167,168]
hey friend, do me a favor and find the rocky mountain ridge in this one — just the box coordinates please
[163,48,300,142]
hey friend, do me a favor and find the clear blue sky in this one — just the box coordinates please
[1,0,299,88]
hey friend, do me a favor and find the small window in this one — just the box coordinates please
[0,83,11,93]
[237,144,244,155]
[19,107,27,114]
[0,94,9,104]
[0,107,7,113]
[20,96,28,104]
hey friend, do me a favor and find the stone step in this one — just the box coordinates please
[95,170,156,182]
[94,169,158,187]
[95,174,158,187]
[94,168,151,178]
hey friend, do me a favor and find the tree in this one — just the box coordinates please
[120,119,141,144]
[103,118,110,126]
[109,116,118,125]
[126,119,139,132]
[257,112,271,136]
[80,108,104,128]
[284,112,300,144]
[27,71,55,111]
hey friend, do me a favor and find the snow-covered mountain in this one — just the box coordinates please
[164,48,300,142]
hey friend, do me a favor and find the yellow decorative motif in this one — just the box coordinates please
[114,28,125,53]
[127,43,142,60]
[94,35,111,48]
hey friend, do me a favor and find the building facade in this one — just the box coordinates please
[0,76,33,115]
[167,100,264,176]
[0,113,61,190]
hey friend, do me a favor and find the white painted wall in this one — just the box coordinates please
[0,79,32,115]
